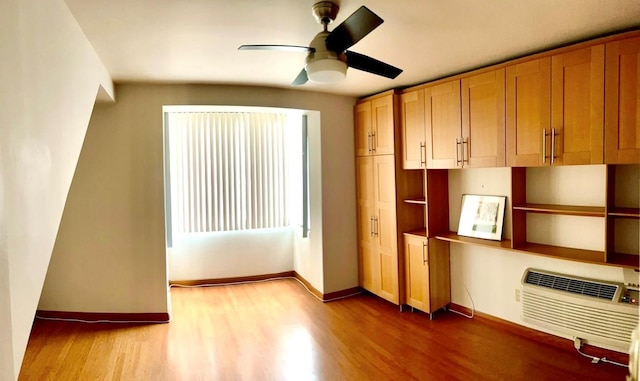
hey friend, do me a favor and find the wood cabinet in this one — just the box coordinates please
[403,234,450,318]
[421,69,505,169]
[506,58,552,167]
[605,36,640,164]
[424,80,462,168]
[355,92,425,305]
[551,45,605,165]
[355,94,395,156]
[356,155,400,302]
[400,90,426,169]
[507,46,605,167]
[461,69,506,167]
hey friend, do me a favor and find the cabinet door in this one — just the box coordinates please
[552,45,605,165]
[404,234,429,311]
[354,101,372,156]
[355,157,377,292]
[400,90,426,169]
[506,58,551,167]
[605,36,640,164]
[461,69,506,168]
[425,80,462,168]
[371,95,395,155]
[374,155,399,303]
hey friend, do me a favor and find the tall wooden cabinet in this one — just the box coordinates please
[356,155,401,302]
[355,91,424,305]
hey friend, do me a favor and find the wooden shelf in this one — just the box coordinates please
[512,203,605,217]
[435,232,512,250]
[435,232,639,270]
[515,242,605,263]
[607,252,640,268]
[608,207,640,218]
[404,230,427,238]
[404,198,426,205]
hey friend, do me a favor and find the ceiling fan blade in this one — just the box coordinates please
[345,51,402,79]
[325,6,383,53]
[238,45,315,53]
[291,68,308,86]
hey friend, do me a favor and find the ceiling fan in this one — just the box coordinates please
[238,1,402,86]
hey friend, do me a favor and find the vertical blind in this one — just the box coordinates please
[166,111,288,233]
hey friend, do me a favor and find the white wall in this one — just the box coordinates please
[447,166,635,346]
[169,229,295,281]
[0,0,113,379]
[39,84,357,319]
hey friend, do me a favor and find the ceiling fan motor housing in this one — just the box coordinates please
[312,1,339,26]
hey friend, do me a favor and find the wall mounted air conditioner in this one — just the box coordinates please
[521,268,639,352]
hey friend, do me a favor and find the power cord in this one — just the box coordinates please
[448,283,475,319]
[574,337,627,368]
[35,276,362,324]
[170,276,363,303]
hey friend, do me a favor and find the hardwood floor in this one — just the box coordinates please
[20,278,629,380]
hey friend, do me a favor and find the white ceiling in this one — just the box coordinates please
[65,0,640,98]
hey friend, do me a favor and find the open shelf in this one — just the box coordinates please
[607,252,640,268]
[514,242,605,264]
[512,203,605,217]
[435,232,512,250]
[404,198,426,205]
[435,232,638,270]
[608,207,640,218]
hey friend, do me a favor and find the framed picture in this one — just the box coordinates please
[457,194,507,241]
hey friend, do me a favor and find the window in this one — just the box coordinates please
[163,106,308,241]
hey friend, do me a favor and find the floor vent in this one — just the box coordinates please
[521,268,638,352]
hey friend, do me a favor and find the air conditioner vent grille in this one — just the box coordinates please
[524,271,617,301]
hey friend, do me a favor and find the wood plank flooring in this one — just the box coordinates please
[20,278,629,380]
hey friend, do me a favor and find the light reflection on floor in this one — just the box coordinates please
[281,326,315,381]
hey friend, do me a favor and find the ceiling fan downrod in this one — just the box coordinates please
[312,1,339,31]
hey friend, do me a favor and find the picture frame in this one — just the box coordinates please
[457,194,507,241]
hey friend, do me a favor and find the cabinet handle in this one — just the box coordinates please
[422,241,427,265]
[367,133,372,153]
[455,138,462,166]
[371,131,376,153]
[370,216,374,237]
[542,129,549,164]
[462,138,469,165]
[551,128,557,165]
[374,216,379,237]
[420,142,426,167]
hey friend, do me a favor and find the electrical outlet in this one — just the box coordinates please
[515,289,520,302]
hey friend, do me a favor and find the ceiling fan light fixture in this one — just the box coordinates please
[306,59,347,82]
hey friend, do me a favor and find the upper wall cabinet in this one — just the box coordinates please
[605,36,640,164]
[424,80,462,168]
[422,70,505,169]
[355,94,395,156]
[507,46,605,167]
[461,69,506,168]
[551,45,604,165]
[400,90,426,169]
